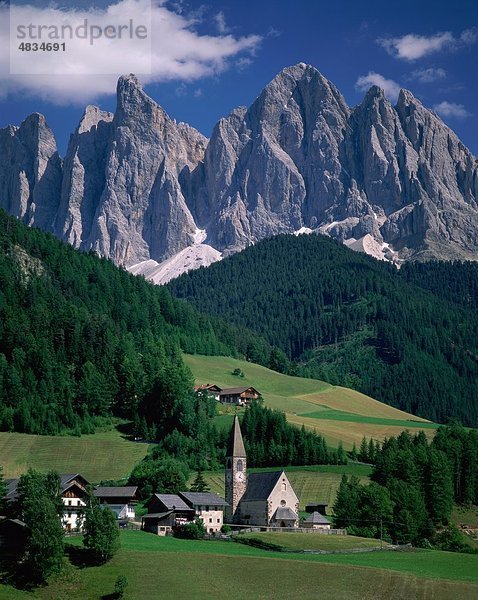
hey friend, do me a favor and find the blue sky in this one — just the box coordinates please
[1,0,477,155]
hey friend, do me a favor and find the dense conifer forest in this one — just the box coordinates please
[0,210,273,435]
[334,424,478,547]
[169,234,478,426]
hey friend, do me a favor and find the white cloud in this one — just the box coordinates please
[0,0,262,105]
[355,71,401,103]
[193,88,203,98]
[378,28,477,61]
[433,101,472,119]
[214,11,230,35]
[378,32,454,61]
[409,67,446,83]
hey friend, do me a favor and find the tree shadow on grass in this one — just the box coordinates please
[0,557,43,591]
[64,545,97,569]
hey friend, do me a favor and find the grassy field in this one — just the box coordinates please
[193,464,367,510]
[1,531,477,600]
[0,429,152,482]
[239,532,383,551]
[184,354,436,448]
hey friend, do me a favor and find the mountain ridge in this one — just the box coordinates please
[1,63,477,275]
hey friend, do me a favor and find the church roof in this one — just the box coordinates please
[303,511,331,525]
[226,416,246,458]
[240,471,283,501]
[272,507,298,521]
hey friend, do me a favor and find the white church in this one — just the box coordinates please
[225,416,300,528]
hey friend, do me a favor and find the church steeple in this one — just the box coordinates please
[226,415,246,458]
[225,416,247,523]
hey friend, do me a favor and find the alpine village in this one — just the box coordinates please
[1,2,478,598]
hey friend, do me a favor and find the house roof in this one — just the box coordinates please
[3,474,89,502]
[272,507,298,521]
[219,387,260,396]
[179,492,227,507]
[148,494,192,512]
[194,384,222,392]
[0,518,27,529]
[226,415,246,458]
[93,486,138,499]
[4,479,19,502]
[303,511,331,525]
[60,474,89,489]
[240,471,283,502]
[141,511,173,520]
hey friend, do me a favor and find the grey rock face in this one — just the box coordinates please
[0,113,62,232]
[1,64,477,266]
[70,75,207,265]
[199,66,478,262]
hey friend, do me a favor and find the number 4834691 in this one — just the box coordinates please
[18,42,66,52]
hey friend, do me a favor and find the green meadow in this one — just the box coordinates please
[0,429,152,482]
[184,354,436,448]
[1,531,477,600]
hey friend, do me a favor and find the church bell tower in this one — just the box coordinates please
[225,415,247,523]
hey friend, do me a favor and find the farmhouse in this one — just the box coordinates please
[179,491,227,533]
[194,384,222,401]
[141,493,195,536]
[225,416,299,527]
[3,473,89,532]
[219,386,261,406]
[93,486,138,520]
[142,491,228,535]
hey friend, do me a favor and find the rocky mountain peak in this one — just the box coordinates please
[1,65,478,277]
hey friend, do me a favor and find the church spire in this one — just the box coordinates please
[226,415,246,457]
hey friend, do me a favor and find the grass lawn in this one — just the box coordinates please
[0,428,153,482]
[239,532,383,551]
[2,531,477,600]
[184,354,436,448]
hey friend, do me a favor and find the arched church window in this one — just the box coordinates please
[237,459,243,472]
[282,480,287,491]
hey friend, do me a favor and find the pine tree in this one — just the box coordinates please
[350,443,358,461]
[190,470,210,493]
[359,437,369,462]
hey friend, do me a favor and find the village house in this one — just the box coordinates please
[3,473,89,532]
[178,491,227,534]
[93,486,138,520]
[141,493,196,536]
[194,384,222,402]
[303,512,331,530]
[142,491,228,535]
[219,386,261,406]
[225,416,300,528]
[0,518,28,559]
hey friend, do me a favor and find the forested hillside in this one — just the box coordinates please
[169,234,478,426]
[0,210,272,435]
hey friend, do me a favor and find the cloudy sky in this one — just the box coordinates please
[1,0,477,155]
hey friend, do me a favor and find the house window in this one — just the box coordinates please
[209,518,213,523]
[237,459,243,472]
[68,500,72,506]
[68,513,72,518]
[217,519,220,523]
